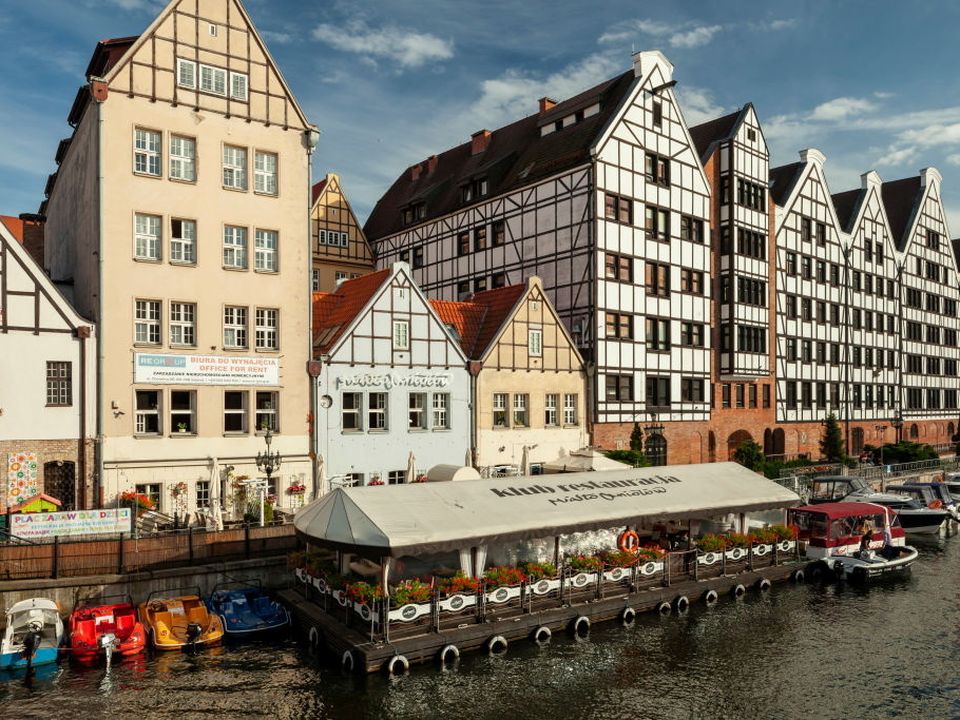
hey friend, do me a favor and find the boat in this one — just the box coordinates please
[68,596,146,663]
[941,472,960,502]
[207,580,290,637]
[809,476,950,534]
[138,589,224,651]
[887,482,960,522]
[1,598,64,671]
[788,502,918,582]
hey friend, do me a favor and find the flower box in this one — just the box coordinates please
[294,567,307,583]
[777,539,796,552]
[438,593,477,613]
[697,551,724,566]
[353,602,375,623]
[312,576,327,593]
[568,571,598,590]
[528,577,562,596]
[725,547,748,562]
[486,584,522,605]
[638,560,664,577]
[603,566,632,583]
[753,543,773,557]
[388,602,432,623]
[332,589,350,607]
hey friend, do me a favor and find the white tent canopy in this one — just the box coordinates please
[294,462,800,556]
[543,448,632,473]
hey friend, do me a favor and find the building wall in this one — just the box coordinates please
[311,173,374,292]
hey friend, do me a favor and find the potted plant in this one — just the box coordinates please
[598,550,638,568]
[566,554,602,573]
[346,581,384,605]
[696,533,728,553]
[391,579,433,606]
[176,422,188,433]
[437,573,479,613]
[118,490,155,516]
[519,561,557,581]
[483,566,525,604]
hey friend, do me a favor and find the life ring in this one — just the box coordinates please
[657,601,672,616]
[620,607,636,627]
[439,644,460,666]
[386,654,409,676]
[532,626,552,646]
[757,578,772,592]
[930,499,944,509]
[486,635,508,655]
[572,615,590,639]
[617,530,640,553]
[703,589,718,606]
[341,650,355,672]
[731,584,746,599]
[791,569,805,584]
[673,595,689,613]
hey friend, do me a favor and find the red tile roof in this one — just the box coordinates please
[431,300,488,358]
[312,269,391,356]
[430,283,528,359]
[311,178,328,205]
[0,216,25,243]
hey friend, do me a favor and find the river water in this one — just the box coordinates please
[3,535,960,719]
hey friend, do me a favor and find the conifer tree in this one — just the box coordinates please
[820,413,845,462]
[629,422,643,452]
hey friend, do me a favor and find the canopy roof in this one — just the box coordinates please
[543,448,631,473]
[791,502,891,520]
[295,462,800,556]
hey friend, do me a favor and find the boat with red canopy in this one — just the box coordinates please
[787,502,918,582]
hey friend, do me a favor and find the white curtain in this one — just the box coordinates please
[474,545,488,576]
[459,549,472,576]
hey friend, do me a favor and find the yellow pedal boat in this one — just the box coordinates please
[138,593,224,651]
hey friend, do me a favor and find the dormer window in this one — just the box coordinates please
[401,202,425,226]
[461,178,488,203]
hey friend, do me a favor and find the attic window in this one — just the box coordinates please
[445,324,461,342]
[402,203,425,226]
[747,128,757,142]
[653,101,663,128]
[208,23,219,37]
[461,178,488,204]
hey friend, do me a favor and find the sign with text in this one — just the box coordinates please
[11,508,132,540]
[134,353,279,386]
[336,372,450,390]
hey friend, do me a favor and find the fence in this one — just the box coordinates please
[0,523,297,582]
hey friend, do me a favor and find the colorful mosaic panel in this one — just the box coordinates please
[7,452,39,506]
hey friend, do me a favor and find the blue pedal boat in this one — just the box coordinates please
[207,581,290,638]
[1,598,64,670]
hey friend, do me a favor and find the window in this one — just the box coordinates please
[645,376,670,409]
[680,268,704,295]
[749,384,758,408]
[407,393,427,430]
[738,325,766,353]
[223,225,248,269]
[645,261,670,297]
[644,153,670,187]
[368,393,387,430]
[135,300,161,344]
[605,375,633,402]
[46,362,71,406]
[491,272,506,288]
[384,471,403,485]
[605,253,632,282]
[493,393,509,427]
[201,64,227,95]
[816,301,826,324]
[830,263,840,286]
[413,247,424,268]
[432,393,450,429]
[255,229,278,272]
[800,217,812,243]
[393,320,410,350]
[492,220,506,246]
[170,135,196,181]
[170,219,196,264]
[196,480,210,508]
[545,394,559,426]
[681,378,704,403]
[736,178,766,210]
[255,308,279,350]
[720,176,730,204]
[786,251,797,276]
[223,306,248,348]
[801,256,812,280]
[513,394,529,427]
[802,382,813,409]
[135,483,161,510]
[762,384,771,409]
[644,206,670,241]
[735,384,745,408]
[170,390,195,433]
[645,317,670,352]
[134,128,161,176]
[736,228,765,259]
[456,280,470,301]
[786,295,797,319]
[802,340,812,363]
[342,392,362,431]
[177,58,196,89]
[563,394,578,425]
[604,193,632,224]
[786,338,797,362]
[816,222,826,245]
[474,277,487,293]
[785,381,797,410]
[134,213,161,260]
[457,231,470,256]
[135,390,160,434]
[254,151,278,195]
[605,312,633,339]
[224,391,247,433]
[801,298,812,322]
[169,302,196,346]
[816,260,826,283]
[222,145,247,190]
[680,322,705,347]
[927,229,941,250]
[737,277,766,307]
[680,216,705,243]
[816,341,826,364]
[652,100,663,127]
[474,226,487,251]
[528,327,543,355]
[460,178,488,203]
[230,71,248,101]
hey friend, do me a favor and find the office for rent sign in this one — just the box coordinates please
[11,508,132,540]
[134,353,279,386]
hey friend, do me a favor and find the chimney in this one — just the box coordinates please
[410,163,422,182]
[427,154,438,174]
[799,148,826,168]
[538,97,556,115]
[471,129,491,155]
[632,50,674,83]
[860,170,882,190]
[18,213,45,268]
[920,167,943,188]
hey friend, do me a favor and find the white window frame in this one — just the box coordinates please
[46,361,72,406]
[312,269,320,292]
[201,64,227,96]
[170,135,196,182]
[135,390,161,435]
[223,390,248,434]
[432,393,449,430]
[230,71,248,101]
[135,482,162,509]
[513,393,529,428]
[409,393,427,430]
[177,58,196,89]
[545,393,559,426]
[134,213,161,261]
[170,389,196,434]
[393,320,410,350]
[254,151,278,195]
[255,308,279,350]
[134,128,161,176]
[135,299,161,345]
[169,302,196,347]
[318,229,327,246]
[493,393,509,428]
[342,392,362,432]
[255,391,278,432]
[339,232,349,247]
[196,480,210,508]
[223,225,248,269]
[171,218,196,264]
[223,306,248,349]
[368,392,387,431]
[222,145,247,190]
[254,229,278,272]
[563,393,578,426]
[528,327,543,357]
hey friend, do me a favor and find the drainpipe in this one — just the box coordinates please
[94,95,105,508]
[77,328,89,509]
[304,127,321,500]
[468,361,481,468]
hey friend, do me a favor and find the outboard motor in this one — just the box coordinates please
[99,632,119,668]
[185,622,203,652]
[21,621,43,671]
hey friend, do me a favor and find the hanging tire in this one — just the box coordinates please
[386,654,409,676]
[572,615,590,639]
[731,584,746,599]
[620,607,636,627]
[341,650,355,673]
[486,635,508,655]
[791,569,805,584]
[808,563,826,583]
[673,595,690,613]
[532,626,552,646]
[657,601,672,616]
[308,626,321,649]
[438,644,460,667]
[757,578,772,593]
[703,589,718,606]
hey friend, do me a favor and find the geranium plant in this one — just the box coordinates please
[287,483,306,495]
[484,565,526,587]
[439,572,480,595]
[636,547,664,561]
[726,532,752,549]
[696,533,728,553]
[520,561,557,581]
[750,527,779,545]
[566,554,603,573]
[771,524,797,541]
[598,549,638,568]
[392,579,433,605]
[119,491,155,513]
[346,581,384,605]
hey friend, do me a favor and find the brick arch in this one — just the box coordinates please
[727,430,753,459]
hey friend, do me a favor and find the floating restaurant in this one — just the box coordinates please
[285,462,801,673]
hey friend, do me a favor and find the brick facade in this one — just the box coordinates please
[0,438,95,512]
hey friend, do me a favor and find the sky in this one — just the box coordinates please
[3,0,960,228]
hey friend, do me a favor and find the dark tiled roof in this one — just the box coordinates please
[311,178,327,205]
[429,283,527,359]
[85,36,138,79]
[881,176,922,250]
[768,162,804,207]
[688,107,742,162]
[364,70,636,241]
[311,269,391,356]
[830,188,863,233]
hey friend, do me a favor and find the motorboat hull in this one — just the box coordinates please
[895,510,950,535]
[830,545,919,581]
[1,598,64,671]
[138,595,224,652]
[0,646,58,670]
[68,602,146,662]
[208,588,291,638]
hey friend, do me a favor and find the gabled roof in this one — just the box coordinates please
[0,216,24,243]
[768,162,804,207]
[364,70,636,241]
[311,269,391,356]
[430,283,527,360]
[311,178,328,205]
[880,176,922,250]
[430,299,488,358]
[830,188,863,233]
[85,36,138,78]
[688,107,743,162]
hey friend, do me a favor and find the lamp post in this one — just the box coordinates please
[892,410,903,444]
[874,424,888,467]
[255,428,282,528]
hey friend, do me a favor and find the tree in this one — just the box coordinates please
[820,413,845,462]
[629,422,644,452]
[732,440,765,472]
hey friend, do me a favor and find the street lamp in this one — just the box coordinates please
[892,409,903,444]
[874,424,888,466]
[255,428,282,527]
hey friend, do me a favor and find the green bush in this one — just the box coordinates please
[604,449,651,467]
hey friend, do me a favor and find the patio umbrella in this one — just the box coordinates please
[520,445,530,476]
[405,451,417,484]
[316,453,327,497]
[465,447,473,468]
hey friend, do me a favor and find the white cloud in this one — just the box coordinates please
[809,97,877,122]
[768,19,798,31]
[105,0,162,9]
[947,153,960,166]
[599,18,724,49]
[261,30,293,45]
[675,86,726,126]
[669,25,722,49]
[877,146,918,167]
[312,20,453,69]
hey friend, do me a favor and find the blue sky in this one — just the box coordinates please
[3,0,960,227]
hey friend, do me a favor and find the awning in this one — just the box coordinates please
[542,448,631,473]
[294,462,801,556]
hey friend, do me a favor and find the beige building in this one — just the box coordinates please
[311,172,374,292]
[41,0,318,519]
[432,276,589,474]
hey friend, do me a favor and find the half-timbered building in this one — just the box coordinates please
[311,172,375,292]
[431,276,588,474]
[312,263,470,485]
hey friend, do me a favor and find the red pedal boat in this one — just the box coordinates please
[68,596,146,662]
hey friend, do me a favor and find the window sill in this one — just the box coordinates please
[222,185,249,193]
[492,426,510,431]
[170,343,196,350]
[222,266,250,272]
[169,432,196,437]
[133,257,163,264]
[562,424,579,429]
[253,191,279,199]
[432,427,451,432]
[133,343,162,349]
[133,434,163,439]
[133,171,162,180]
[169,177,197,186]
[45,403,72,408]
[223,432,249,437]
[255,430,280,437]
[170,261,197,268]
[408,429,428,433]
[253,269,280,275]
[255,348,280,354]
[221,346,249,352]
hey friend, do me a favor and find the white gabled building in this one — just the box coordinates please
[312,263,471,486]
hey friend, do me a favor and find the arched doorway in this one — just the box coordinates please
[949,422,956,442]
[763,429,773,456]
[772,428,786,456]
[44,461,76,511]
[727,430,753,460]
[646,433,667,467]
[910,424,919,440]
[707,431,716,463]
[851,428,865,456]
